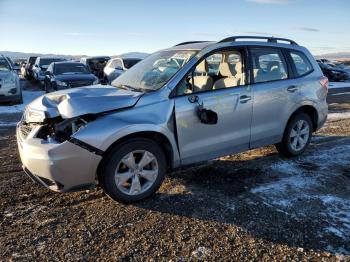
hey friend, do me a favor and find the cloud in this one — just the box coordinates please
[294,27,320,32]
[246,0,292,4]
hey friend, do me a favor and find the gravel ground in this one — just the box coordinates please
[0,80,349,261]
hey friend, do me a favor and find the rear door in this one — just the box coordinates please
[248,47,300,148]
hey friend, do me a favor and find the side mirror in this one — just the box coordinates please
[197,107,218,125]
[188,95,218,124]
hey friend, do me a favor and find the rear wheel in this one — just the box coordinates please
[275,113,312,157]
[101,138,167,203]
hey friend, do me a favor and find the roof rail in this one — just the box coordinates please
[174,41,209,46]
[218,36,298,45]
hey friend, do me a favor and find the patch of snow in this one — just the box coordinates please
[327,111,350,121]
[192,246,211,259]
[0,91,44,114]
[328,82,350,89]
[248,142,350,253]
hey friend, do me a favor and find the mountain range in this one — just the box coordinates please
[0,51,149,61]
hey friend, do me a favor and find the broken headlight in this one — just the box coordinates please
[36,117,90,143]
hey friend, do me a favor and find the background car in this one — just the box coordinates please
[0,56,22,104]
[80,56,111,82]
[24,56,37,80]
[44,61,99,92]
[5,57,21,74]
[33,57,66,82]
[318,62,349,82]
[103,57,142,84]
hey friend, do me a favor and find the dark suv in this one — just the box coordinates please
[80,56,111,82]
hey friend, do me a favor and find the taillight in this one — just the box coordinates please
[320,76,329,92]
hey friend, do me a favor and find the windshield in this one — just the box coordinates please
[112,50,196,91]
[0,58,11,71]
[40,58,65,66]
[54,63,90,75]
[123,59,141,69]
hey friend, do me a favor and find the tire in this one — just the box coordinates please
[44,81,50,93]
[275,113,313,157]
[100,138,167,203]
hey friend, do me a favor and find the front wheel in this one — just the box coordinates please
[100,138,167,203]
[275,113,313,157]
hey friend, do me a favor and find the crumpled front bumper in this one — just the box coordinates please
[16,123,102,192]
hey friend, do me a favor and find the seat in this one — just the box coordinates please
[213,62,242,89]
[190,60,213,92]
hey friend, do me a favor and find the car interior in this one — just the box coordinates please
[178,50,245,95]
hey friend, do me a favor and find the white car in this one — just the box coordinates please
[33,57,66,82]
[103,57,142,84]
[0,56,22,103]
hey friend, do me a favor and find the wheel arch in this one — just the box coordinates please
[286,105,318,132]
[96,131,176,183]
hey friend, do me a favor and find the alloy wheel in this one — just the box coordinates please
[114,150,159,196]
[289,119,310,151]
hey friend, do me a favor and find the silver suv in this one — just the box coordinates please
[17,36,328,203]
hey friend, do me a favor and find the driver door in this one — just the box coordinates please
[174,50,253,165]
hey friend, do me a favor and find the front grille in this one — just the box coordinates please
[68,81,92,88]
[19,122,38,139]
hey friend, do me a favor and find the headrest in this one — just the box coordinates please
[219,62,234,77]
[196,60,209,73]
[235,62,242,75]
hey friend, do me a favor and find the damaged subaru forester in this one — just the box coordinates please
[17,36,328,203]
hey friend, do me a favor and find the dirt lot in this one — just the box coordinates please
[0,80,350,261]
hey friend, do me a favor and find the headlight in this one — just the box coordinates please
[24,108,46,123]
[93,79,99,85]
[56,80,67,87]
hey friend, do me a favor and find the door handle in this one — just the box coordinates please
[239,95,251,103]
[287,85,298,93]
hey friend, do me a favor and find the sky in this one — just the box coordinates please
[0,0,349,56]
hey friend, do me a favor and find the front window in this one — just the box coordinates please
[54,63,90,75]
[176,50,245,95]
[0,58,11,71]
[112,50,197,91]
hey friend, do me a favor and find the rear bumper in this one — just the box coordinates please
[316,102,328,130]
[17,123,102,192]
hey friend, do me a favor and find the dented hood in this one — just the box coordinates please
[26,85,143,120]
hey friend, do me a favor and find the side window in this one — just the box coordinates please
[251,48,288,83]
[290,51,313,76]
[176,50,244,95]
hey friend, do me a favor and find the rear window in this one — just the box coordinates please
[28,57,37,64]
[123,59,141,69]
[290,51,313,76]
[40,58,65,66]
[250,48,288,83]
[54,63,90,75]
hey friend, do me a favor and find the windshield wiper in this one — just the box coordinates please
[117,84,143,92]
